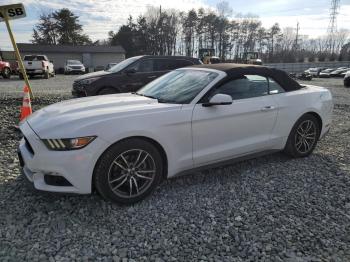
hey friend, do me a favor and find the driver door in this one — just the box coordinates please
[192,75,278,166]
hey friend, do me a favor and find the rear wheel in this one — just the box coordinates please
[94,138,163,204]
[44,71,50,79]
[2,67,11,79]
[98,87,117,95]
[284,114,320,158]
[344,78,350,88]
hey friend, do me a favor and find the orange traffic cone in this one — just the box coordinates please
[20,85,32,121]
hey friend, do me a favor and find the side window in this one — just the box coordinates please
[209,75,268,100]
[268,78,285,94]
[154,59,193,71]
[126,60,154,72]
[154,59,170,71]
[138,60,154,72]
[174,60,193,69]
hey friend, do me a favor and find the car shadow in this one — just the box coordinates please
[0,150,345,211]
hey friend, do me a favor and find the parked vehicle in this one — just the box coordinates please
[344,71,350,87]
[330,67,349,78]
[289,72,312,81]
[106,63,117,71]
[0,56,11,79]
[64,60,85,75]
[305,67,326,77]
[19,64,333,204]
[20,55,55,79]
[340,70,349,78]
[94,66,105,72]
[319,68,335,78]
[72,55,202,97]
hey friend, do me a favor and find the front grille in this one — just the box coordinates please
[24,136,35,155]
[73,81,83,89]
[71,66,82,69]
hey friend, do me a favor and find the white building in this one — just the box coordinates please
[17,43,125,72]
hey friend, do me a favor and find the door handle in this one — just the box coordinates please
[261,106,275,111]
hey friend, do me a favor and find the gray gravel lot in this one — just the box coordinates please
[0,76,350,261]
[0,74,75,98]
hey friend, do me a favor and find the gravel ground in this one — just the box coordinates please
[0,76,350,261]
[0,74,75,98]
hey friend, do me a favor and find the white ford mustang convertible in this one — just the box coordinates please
[19,64,333,204]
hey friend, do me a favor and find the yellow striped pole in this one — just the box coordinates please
[3,12,34,99]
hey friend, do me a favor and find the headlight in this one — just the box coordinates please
[79,77,99,85]
[42,136,96,151]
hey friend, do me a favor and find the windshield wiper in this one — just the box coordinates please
[132,92,157,99]
[132,92,171,103]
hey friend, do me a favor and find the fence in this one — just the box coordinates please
[265,61,350,73]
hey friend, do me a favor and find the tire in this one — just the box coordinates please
[2,67,11,79]
[284,114,321,158]
[94,138,164,204]
[98,87,117,95]
[43,71,50,79]
[344,78,350,88]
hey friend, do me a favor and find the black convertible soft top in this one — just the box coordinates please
[190,63,302,92]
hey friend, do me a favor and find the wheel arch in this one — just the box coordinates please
[303,111,323,135]
[92,135,168,191]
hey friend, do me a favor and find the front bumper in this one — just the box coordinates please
[26,69,44,75]
[18,121,108,194]
[66,68,85,73]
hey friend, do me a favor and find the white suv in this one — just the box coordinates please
[64,60,85,75]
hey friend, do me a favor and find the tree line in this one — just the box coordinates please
[32,3,350,63]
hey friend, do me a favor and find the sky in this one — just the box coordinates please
[0,0,350,50]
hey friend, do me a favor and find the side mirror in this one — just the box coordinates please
[125,68,136,75]
[202,94,233,107]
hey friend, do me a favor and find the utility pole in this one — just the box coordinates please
[294,21,300,51]
[326,0,340,53]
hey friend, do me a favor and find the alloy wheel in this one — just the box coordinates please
[107,149,156,198]
[294,120,317,154]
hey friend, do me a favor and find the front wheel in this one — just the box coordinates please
[94,138,164,204]
[2,67,11,79]
[284,114,320,158]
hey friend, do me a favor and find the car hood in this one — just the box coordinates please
[25,93,181,138]
[74,70,111,81]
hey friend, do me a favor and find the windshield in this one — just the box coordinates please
[67,60,82,65]
[137,69,218,104]
[24,55,46,61]
[107,56,141,73]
